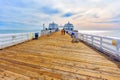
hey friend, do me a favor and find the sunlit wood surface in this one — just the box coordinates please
[0,32,120,80]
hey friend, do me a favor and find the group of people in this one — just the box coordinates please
[61,29,74,38]
[61,29,79,43]
[61,29,65,35]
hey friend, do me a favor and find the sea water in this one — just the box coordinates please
[0,29,119,38]
[0,30,41,36]
[79,30,120,38]
[0,30,41,34]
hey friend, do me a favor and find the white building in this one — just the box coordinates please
[49,22,58,30]
[63,22,74,31]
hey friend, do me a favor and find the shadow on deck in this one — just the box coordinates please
[0,31,120,80]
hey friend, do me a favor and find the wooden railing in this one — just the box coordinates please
[67,30,120,61]
[0,30,56,49]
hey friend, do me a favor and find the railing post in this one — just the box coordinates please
[91,36,93,46]
[116,46,119,52]
[0,42,2,49]
[116,40,119,53]
[27,33,30,40]
[85,35,87,42]
[79,33,81,40]
[81,34,83,41]
[83,35,85,41]
[100,37,103,51]
[86,35,88,43]
[84,35,86,42]
[12,35,16,44]
[86,35,89,44]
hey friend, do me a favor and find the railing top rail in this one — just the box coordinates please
[78,32,120,40]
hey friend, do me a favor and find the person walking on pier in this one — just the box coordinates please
[61,29,65,35]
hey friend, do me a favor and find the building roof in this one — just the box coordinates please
[49,22,57,25]
[64,22,74,27]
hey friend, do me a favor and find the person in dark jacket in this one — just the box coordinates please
[61,29,65,35]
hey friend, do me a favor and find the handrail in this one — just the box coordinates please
[0,33,37,49]
[66,30,120,61]
[0,30,56,49]
[41,30,56,36]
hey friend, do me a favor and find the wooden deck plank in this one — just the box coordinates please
[0,31,120,80]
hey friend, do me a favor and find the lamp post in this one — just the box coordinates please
[43,24,45,30]
[42,24,45,35]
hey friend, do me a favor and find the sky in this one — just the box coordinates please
[0,0,120,30]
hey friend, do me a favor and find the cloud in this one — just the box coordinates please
[93,20,120,24]
[62,13,75,17]
[40,7,61,15]
[0,0,120,30]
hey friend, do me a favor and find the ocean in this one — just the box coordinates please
[0,29,119,38]
[0,30,41,34]
[78,30,120,38]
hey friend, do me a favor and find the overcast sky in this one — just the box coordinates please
[0,0,120,30]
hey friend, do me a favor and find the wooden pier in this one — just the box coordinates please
[0,31,120,80]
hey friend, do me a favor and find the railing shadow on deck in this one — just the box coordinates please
[0,30,57,50]
[81,41,120,69]
[67,30,120,68]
